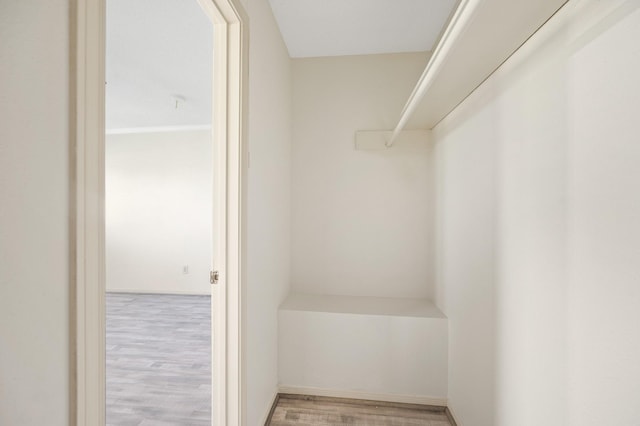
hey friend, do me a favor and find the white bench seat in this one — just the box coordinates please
[278,292,449,405]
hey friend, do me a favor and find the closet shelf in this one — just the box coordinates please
[279,292,446,319]
[278,292,449,400]
[389,0,568,141]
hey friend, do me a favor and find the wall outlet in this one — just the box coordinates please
[182,265,189,274]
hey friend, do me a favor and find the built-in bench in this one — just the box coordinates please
[278,293,448,406]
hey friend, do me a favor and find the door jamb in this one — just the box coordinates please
[72,0,248,423]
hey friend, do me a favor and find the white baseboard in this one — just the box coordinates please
[106,289,211,296]
[261,388,280,425]
[446,402,462,426]
[278,385,447,407]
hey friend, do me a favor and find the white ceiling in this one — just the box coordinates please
[106,0,213,130]
[269,0,458,58]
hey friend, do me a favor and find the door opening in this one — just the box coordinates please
[104,0,215,422]
[73,0,247,423]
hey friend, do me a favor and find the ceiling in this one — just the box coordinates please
[269,0,458,58]
[106,0,458,129]
[106,0,213,130]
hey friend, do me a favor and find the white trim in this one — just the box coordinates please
[260,389,280,426]
[74,0,106,423]
[105,124,212,135]
[278,385,448,408]
[446,403,463,426]
[196,0,248,425]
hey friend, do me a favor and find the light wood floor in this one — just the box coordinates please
[106,293,211,426]
[268,395,454,426]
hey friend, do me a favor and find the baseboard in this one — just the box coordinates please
[277,385,447,408]
[106,289,211,296]
[445,404,461,426]
[262,389,280,426]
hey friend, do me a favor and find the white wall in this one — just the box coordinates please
[0,0,71,425]
[291,53,433,299]
[242,0,292,423]
[434,90,498,426]
[105,130,212,295]
[566,2,640,423]
[433,1,640,425]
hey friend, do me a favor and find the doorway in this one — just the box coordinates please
[104,0,215,423]
[73,0,247,424]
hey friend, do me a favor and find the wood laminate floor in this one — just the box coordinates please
[268,395,454,426]
[106,293,211,426]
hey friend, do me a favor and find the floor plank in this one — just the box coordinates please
[106,292,211,426]
[268,395,453,426]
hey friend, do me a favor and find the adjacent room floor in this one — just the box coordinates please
[268,395,454,426]
[106,293,211,426]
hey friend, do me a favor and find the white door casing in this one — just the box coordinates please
[73,0,248,423]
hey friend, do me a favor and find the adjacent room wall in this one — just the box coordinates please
[291,52,433,299]
[242,0,292,424]
[105,130,212,295]
[0,0,71,425]
[433,1,640,425]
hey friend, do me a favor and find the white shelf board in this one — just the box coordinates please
[405,0,568,129]
[279,292,446,319]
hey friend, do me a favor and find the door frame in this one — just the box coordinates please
[72,0,248,423]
